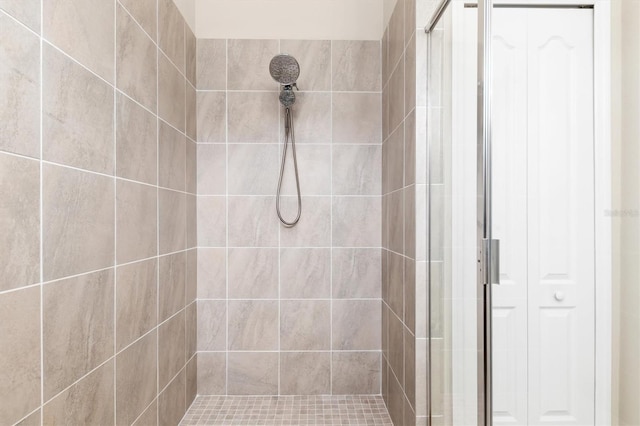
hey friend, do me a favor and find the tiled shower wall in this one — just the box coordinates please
[194,38,384,395]
[0,0,197,424]
[381,0,433,425]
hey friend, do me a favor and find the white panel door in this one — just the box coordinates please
[526,9,595,426]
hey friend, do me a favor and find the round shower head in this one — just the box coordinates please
[269,54,300,86]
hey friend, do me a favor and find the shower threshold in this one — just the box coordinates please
[179,394,393,426]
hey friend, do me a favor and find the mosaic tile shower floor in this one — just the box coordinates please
[179,395,394,426]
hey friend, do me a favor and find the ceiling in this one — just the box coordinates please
[174,0,398,40]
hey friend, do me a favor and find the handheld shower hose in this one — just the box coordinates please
[276,106,302,227]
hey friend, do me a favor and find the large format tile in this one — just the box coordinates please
[158,370,186,426]
[197,196,226,247]
[228,92,278,143]
[332,197,381,247]
[119,0,156,41]
[116,258,157,351]
[279,144,331,196]
[283,92,331,144]
[116,179,157,264]
[227,144,278,195]
[332,93,381,144]
[116,331,157,426]
[228,39,278,90]
[159,252,186,321]
[0,0,40,32]
[159,188,186,254]
[228,352,278,395]
[197,144,226,195]
[0,287,40,425]
[185,26,196,87]
[280,300,330,350]
[43,164,114,281]
[0,12,40,157]
[280,40,330,91]
[197,39,226,90]
[280,248,330,299]
[332,40,381,92]
[0,153,39,292]
[43,361,114,425]
[43,0,114,82]
[332,145,381,195]
[197,248,226,299]
[43,269,114,400]
[279,196,331,247]
[197,91,226,143]
[228,300,278,351]
[116,93,157,185]
[158,53,185,132]
[116,4,157,112]
[332,352,381,394]
[332,300,381,350]
[186,84,197,141]
[197,300,226,351]
[158,0,184,73]
[43,44,114,174]
[159,121,186,191]
[280,352,330,395]
[228,196,277,247]
[198,353,226,395]
[228,248,278,299]
[158,311,185,390]
[332,248,381,298]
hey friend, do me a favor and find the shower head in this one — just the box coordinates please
[269,54,300,86]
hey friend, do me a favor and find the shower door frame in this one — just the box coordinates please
[425,0,613,424]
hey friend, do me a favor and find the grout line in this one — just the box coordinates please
[112,0,118,422]
[39,0,44,423]
[155,0,160,420]
[276,37,281,397]
[329,39,334,396]
[224,37,229,397]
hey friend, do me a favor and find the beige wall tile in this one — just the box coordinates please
[197,144,226,195]
[405,109,416,185]
[388,312,404,386]
[43,45,114,174]
[280,352,330,395]
[405,257,416,332]
[187,193,197,249]
[158,311,185,390]
[332,40,381,92]
[388,252,404,318]
[388,372,405,425]
[332,352,380,394]
[279,144,331,196]
[228,248,278,299]
[388,0,404,72]
[405,34,417,115]
[133,400,157,426]
[14,408,40,426]
[280,40,330,91]
[185,27,196,87]
[43,361,114,425]
[116,258,158,351]
[158,0,184,73]
[186,355,197,407]
[280,196,331,247]
[197,300,226,351]
[405,0,417,47]
[116,179,157,264]
[0,154,39,292]
[283,92,331,144]
[228,196,277,247]
[43,164,114,281]
[332,145,381,195]
[387,124,404,192]
[198,352,226,394]
[116,4,157,112]
[186,84,197,141]
[159,121,186,191]
[0,13,40,157]
[228,300,278,351]
[332,93,381,144]
[197,39,226,90]
[158,53,185,132]
[197,196,226,247]
[227,144,278,195]
[43,0,114,82]
[119,0,156,41]
[280,248,330,299]
[116,93,157,185]
[186,249,197,302]
[43,269,114,400]
[186,139,197,193]
[0,287,40,425]
[197,91,226,142]
[405,327,416,409]
[389,189,404,254]
[332,248,381,299]
[333,300,381,350]
[0,0,40,32]
[116,331,157,426]
[382,28,389,87]
[389,58,405,133]
[186,302,197,359]
[159,188,186,254]
[228,39,278,90]
[158,370,186,426]
[228,92,278,143]
[159,252,186,321]
[332,197,381,247]
[228,352,278,395]
[281,300,330,350]
[197,248,226,299]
